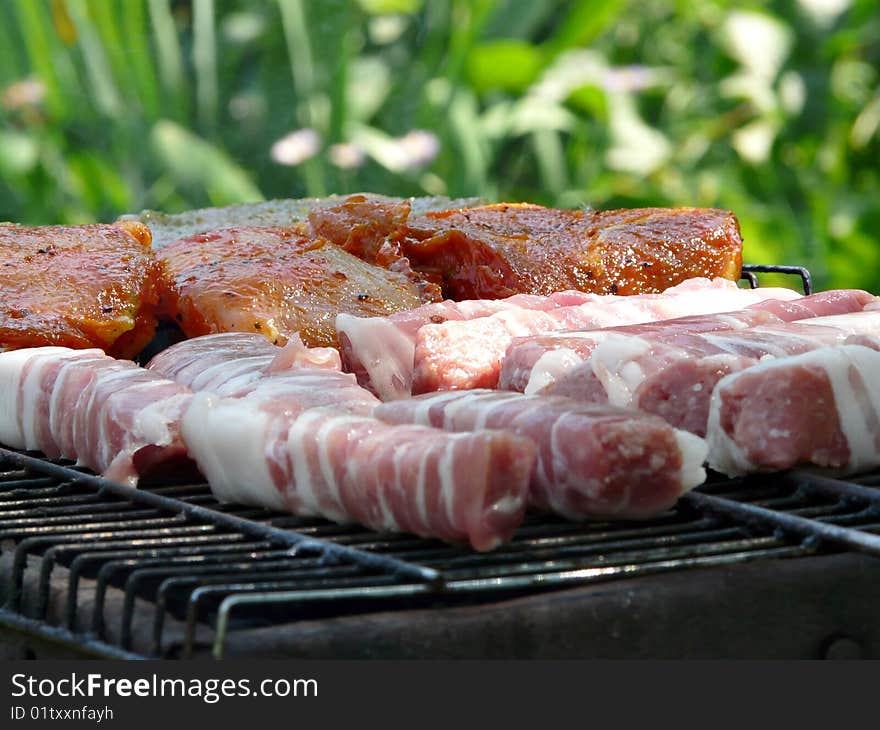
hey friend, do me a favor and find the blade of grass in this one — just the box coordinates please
[277,0,315,110]
[12,0,77,118]
[193,0,218,134]
[148,0,188,120]
[65,0,123,118]
[545,0,626,58]
[531,128,569,196]
[120,0,160,118]
[87,0,135,110]
[0,7,23,83]
[277,0,325,196]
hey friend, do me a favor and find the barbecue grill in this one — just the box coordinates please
[4,264,880,661]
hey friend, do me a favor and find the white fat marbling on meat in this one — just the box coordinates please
[0,349,52,448]
[524,348,586,395]
[674,429,709,490]
[438,438,459,528]
[188,355,273,393]
[590,335,652,406]
[414,445,429,527]
[806,311,880,337]
[181,392,284,510]
[133,389,190,447]
[821,347,880,473]
[335,313,415,401]
[314,413,358,521]
[286,409,324,518]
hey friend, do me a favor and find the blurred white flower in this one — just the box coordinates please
[731,119,779,164]
[348,125,441,173]
[602,66,664,94]
[270,128,321,166]
[2,77,45,110]
[722,11,792,81]
[798,0,852,27]
[396,130,440,168]
[329,142,366,169]
[779,71,806,115]
[605,94,671,175]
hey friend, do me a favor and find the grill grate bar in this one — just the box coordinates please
[681,491,880,556]
[786,471,880,508]
[741,264,813,294]
[0,447,439,584]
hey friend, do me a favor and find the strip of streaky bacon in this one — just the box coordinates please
[339,277,802,401]
[373,390,707,520]
[706,344,880,476]
[147,332,341,396]
[549,310,880,437]
[411,278,803,396]
[335,289,601,401]
[501,289,877,394]
[0,347,194,486]
[181,372,535,551]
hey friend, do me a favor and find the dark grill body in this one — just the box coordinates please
[4,264,880,660]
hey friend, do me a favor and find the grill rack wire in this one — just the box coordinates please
[6,262,880,661]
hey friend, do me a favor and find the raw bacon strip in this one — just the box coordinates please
[706,344,880,476]
[743,289,875,319]
[501,310,780,394]
[551,311,880,436]
[181,376,535,551]
[147,332,341,396]
[0,347,193,486]
[502,289,876,394]
[373,390,707,520]
[413,278,802,395]
[336,289,599,401]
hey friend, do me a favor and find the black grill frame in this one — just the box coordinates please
[3,262,878,660]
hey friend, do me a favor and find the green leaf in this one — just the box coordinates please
[150,120,264,207]
[568,83,608,119]
[356,0,423,15]
[468,39,543,93]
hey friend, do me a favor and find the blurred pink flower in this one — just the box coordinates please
[2,77,46,110]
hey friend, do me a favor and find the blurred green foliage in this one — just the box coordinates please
[0,0,878,291]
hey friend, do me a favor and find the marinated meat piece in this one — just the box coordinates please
[706,344,880,476]
[374,390,707,520]
[0,221,162,358]
[411,279,800,395]
[0,347,194,486]
[403,204,743,299]
[308,195,443,303]
[501,289,875,394]
[157,227,424,348]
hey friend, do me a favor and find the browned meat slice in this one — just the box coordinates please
[308,194,442,302]
[157,227,425,348]
[0,221,162,358]
[402,203,743,299]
